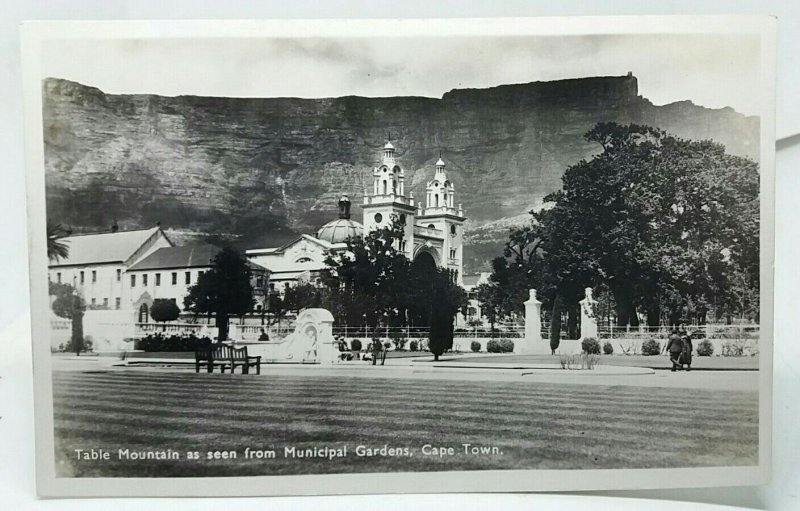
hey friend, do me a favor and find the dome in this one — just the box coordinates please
[436,157,445,167]
[384,141,394,150]
[317,218,364,244]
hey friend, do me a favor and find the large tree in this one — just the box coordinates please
[322,218,413,336]
[483,122,759,331]
[183,246,255,341]
[50,282,86,355]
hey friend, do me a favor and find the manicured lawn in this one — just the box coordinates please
[454,354,760,370]
[52,369,758,477]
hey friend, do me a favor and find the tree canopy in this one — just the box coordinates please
[183,246,255,341]
[478,122,759,332]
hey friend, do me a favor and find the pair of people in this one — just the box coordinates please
[666,327,693,371]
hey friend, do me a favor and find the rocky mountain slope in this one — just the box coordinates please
[42,75,759,272]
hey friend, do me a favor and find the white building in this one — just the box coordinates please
[48,226,172,310]
[125,243,269,322]
[247,142,467,287]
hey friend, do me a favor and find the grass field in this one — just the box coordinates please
[52,369,758,477]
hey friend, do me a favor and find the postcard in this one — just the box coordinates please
[21,16,775,497]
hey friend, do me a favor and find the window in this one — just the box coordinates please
[198,271,204,279]
[57,273,62,284]
[295,257,312,263]
[103,298,108,308]
[450,224,457,235]
[92,270,97,283]
[155,273,161,286]
[143,274,148,286]
[116,269,121,282]
[170,298,177,305]
[427,224,435,229]
[80,271,85,284]
[450,249,456,259]
[185,272,191,285]
[399,214,406,225]
[374,213,383,223]
[115,297,121,310]
[171,272,177,285]
[269,283,275,291]
[130,274,136,287]
[91,298,96,307]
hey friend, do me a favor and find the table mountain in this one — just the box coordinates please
[42,75,759,272]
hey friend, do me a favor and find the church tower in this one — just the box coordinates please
[417,153,465,284]
[362,141,416,258]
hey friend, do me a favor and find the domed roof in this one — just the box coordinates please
[436,157,446,167]
[317,218,364,244]
[384,141,394,150]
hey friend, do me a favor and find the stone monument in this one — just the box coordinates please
[517,289,543,354]
[579,287,598,340]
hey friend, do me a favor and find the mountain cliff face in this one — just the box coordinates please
[42,75,759,272]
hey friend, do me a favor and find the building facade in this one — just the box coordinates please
[247,142,467,288]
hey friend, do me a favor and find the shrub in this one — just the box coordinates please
[136,333,212,352]
[696,339,714,356]
[392,337,408,351]
[351,339,362,352]
[150,299,181,325]
[581,337,601,355]
[487,339,514,353]
[409,340,418,352]
[470,340,481,352]
[641,338,661,356]
[549,337,560,353]
[602,341,614,355]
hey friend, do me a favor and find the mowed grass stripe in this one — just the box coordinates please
[55,387,757,432]
[53,404,757,455]
[53,372,758,409]
[54,376,758,417]
[54,387,757,453]
[52,370,759,475]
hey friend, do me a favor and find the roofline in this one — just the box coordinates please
[49,261,125,268]
[57,227,160,239]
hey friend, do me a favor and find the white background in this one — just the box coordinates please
[1,1,798,510]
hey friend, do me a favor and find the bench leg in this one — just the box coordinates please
[256,363,260,375]
[207,361,213,373]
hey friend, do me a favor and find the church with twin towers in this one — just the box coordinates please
[248,140,467,291]
[359,141,466,284]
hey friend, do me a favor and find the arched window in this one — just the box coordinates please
[295,257,313,263]
[450,224,457,235]
[138,303,149,323]
[434,194,439,207]
[374,213,383,224]
[382,180,388,195]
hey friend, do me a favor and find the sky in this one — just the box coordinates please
[41,33,762,116]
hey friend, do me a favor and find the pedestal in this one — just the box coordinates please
[579,287,598,339]
[517,289,543,354]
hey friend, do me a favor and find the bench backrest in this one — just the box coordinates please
[195,344,248,361]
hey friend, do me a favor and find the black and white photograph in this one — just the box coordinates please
[21,17,775,497]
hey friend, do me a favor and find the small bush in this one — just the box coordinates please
[409,340,418,352]
[581,337,601,355]
[487,339,514,353]
[136,333,212,352]
[351,339,362,352]
[602,341,614,355]
[641,338,661,356]
[696,339,714,356]
[470,340,481,352]
[392,337,408,351]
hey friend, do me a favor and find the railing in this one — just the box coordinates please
[596,324,760,340]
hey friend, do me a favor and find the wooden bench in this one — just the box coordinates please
[195,344,262,374]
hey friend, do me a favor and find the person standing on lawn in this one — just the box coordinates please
[680,329,693,371]
[666,329,684,371]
